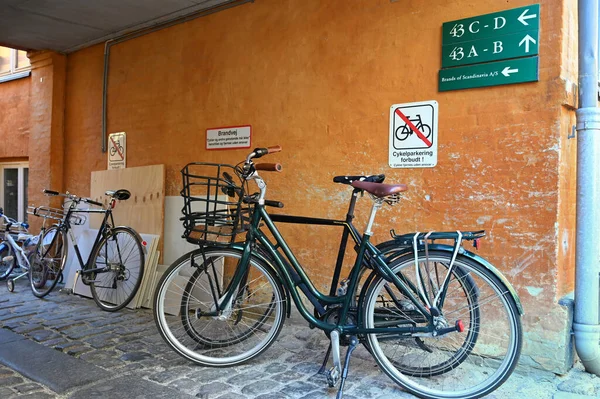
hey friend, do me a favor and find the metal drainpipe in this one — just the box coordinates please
[101,0,254,152]
[574,0,600,376]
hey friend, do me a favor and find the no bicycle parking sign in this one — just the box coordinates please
[389,101,438,168]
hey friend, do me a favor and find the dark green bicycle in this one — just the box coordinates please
[153,146,523,399]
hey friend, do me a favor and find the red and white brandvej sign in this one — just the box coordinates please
[206,125,252,150]
[389,101,438,168]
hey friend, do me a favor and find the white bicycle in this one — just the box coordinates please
[0,209,33,292]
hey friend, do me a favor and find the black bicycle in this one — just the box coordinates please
[154,146,523,399]
[28,189,146,312]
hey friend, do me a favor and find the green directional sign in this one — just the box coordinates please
[442,30,538,68]
[442,4,540,45]
[439,57,538,91]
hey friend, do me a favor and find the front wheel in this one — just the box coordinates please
[153,247,286,367]
[29,226,68,298]
[362,251,522,399]
[89,227,145,311]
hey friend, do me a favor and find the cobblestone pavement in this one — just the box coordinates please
[1,277,599,399]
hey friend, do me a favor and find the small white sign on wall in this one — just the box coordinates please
[108,132,126,170]
[206,125,252,150]
[389,101,438,168]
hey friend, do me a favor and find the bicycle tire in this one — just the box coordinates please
[89,227,145,312]
[0,243,15,280]
[28,252,46,289]
[154,247,286,367]
[362,250,522,399]
[180,259,277,347]
[29,226,68,298]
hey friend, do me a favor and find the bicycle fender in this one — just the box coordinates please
[230,243,292,318]
[115,226,147,254]
[370,243,524,315]
[455,246,524,315]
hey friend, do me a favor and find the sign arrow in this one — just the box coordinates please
[502,66,519,77]
[517,9,537,26]
[519,34,537,52]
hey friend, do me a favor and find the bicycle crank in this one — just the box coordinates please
[326,330,342,387]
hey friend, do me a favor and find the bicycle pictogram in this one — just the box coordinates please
[394,114,432,142]
[109,139,124,158]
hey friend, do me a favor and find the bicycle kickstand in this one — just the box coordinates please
[336,335,358,399]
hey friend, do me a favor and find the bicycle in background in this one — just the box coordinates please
[28,189,146,311]
[153,146,523,399]
[0,209,32,292]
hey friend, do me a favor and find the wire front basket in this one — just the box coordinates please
[180,162,248,246]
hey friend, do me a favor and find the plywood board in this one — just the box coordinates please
[90,164,165,260]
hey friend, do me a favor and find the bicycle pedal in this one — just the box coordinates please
[2,256,14,262]
[326,365,340,387]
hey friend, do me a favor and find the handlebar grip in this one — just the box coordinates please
[365,174,386,183]
[333,174,386,185]
[265,200,284,208]
[253,145,282,159]
[84,198,104,207]
[333,176,351,183]
[43,189,59,196]
[255,163,282,172]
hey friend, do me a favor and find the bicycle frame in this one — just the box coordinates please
[210,198,435,337]
[52,203,116,274]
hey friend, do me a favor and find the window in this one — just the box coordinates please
[0,163,29,223]
[0,47,31,82]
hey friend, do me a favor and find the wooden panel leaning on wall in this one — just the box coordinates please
[90,164,166,262]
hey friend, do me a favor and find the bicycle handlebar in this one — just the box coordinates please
[333,174,385,185]
[253,146,281,158]
[43,189,104,208]
[245,146,282,164]
[85,198,104,207]
[0,213,28,231]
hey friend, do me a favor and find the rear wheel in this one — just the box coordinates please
[29,226,68,298]
[154,247,285,366]
[89,227,145,312]
[362,251,522,399]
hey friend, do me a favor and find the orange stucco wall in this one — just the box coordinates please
[59,0,574,370]
[0,76,30,158]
